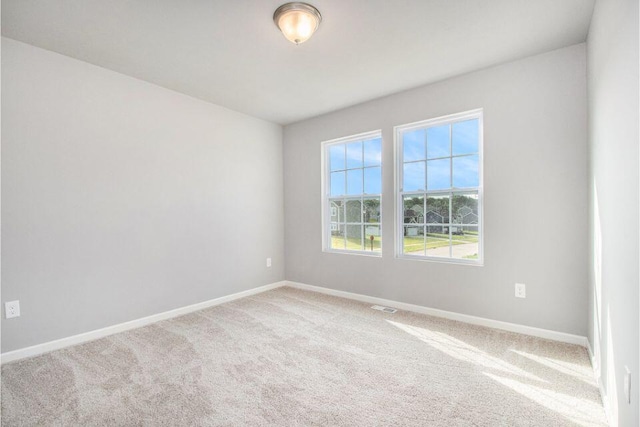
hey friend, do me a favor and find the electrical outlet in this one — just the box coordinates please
[266,258,272,268]
[5,301,20,319]
[624,366,631,404]
[515,283,526,298]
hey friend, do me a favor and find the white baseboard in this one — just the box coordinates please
[2,279,589,365]
[1,281,287,364]
[286,281,588,347]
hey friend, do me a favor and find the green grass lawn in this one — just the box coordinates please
[331,235,381,251]
[404,232,478,253]
[331,231,478,253]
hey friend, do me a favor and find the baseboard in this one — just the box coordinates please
[286,281,588,347]
[2,279,589,364]
[1,280,287,364]
[587,340,614,426]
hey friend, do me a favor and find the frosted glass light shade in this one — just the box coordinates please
[273,3,322,45]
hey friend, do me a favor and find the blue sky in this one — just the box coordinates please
[330,138,382,196]
[403,119,479,191]
[328,120,479,197]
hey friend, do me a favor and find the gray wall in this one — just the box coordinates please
[1,38,285,353]
[587,0,639,425]
[284,44,588,336]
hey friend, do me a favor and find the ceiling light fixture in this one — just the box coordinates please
[273,2,322,45]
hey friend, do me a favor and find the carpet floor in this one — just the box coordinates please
[1,287,607,426]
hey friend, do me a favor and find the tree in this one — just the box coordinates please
[362,198,380,223]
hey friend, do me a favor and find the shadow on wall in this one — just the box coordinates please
[592,179,603,383]
[592,179,618,425]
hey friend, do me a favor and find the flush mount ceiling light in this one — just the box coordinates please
[273,2,322,45]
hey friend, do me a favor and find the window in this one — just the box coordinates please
[396,110,483,264]
[323,131,382,255]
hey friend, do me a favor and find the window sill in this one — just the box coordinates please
[323,249,382,258]
[397,253,484,266]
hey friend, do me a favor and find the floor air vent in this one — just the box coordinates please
[371,305,397,314]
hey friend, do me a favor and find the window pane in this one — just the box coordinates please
[453,155,479,188]
[426,227,451,258]
[329,144,345,171]
[452,119,479,155]
[346,199,362,223]
[330,171,345,196]
[330,224,346,249]
[324,132,383,256]
[403,226,425,256]
[330,200,344,224]
[452,225,479,260]
[346,224,363,250]
[346,169,363,195]
[403,195,424,224]
[363,138,382,167]
[452,193,479,224]
[363,198,381,223]
[427,158,450,190]
[426,223,449,235]
[346,141,363,169]
[364,167,381,194]
[403,129,426,161]
[403,161,425,191]
[364,225,381,252]
[426,195,450,223]
[395,114,481,262]
[427,125,450,159]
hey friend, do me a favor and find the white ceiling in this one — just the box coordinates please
[2,0,595,125]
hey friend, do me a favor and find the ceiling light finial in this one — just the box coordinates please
[273,2,322,45]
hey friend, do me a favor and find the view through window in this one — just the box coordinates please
[323,131,382,254]
[396,110,483,263]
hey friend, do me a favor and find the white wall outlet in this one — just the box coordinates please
[624,366,631,404]
[5,300,20,319]
[515,283,526,298]
[266,258,272,268]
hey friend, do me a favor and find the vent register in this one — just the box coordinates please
[371,305,398,314]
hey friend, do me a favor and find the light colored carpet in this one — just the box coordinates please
[2,287,607,426]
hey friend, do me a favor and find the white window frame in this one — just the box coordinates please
[394,109,484,265]
[321,130,383,257]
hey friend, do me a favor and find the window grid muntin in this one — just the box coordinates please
[329,195,382,252]
[323,130,382,255]
[396,110,483,264]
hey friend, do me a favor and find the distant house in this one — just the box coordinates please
[330,202,343,235]
[424,210,446,234]
[420,207,477,234]
[331,200,381,236]
[455,206,478,231]
[404,205,424,224]
[458,206,477,222]
[404,206,424,236]
[365,225,380,237]
[425,210,444,224]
